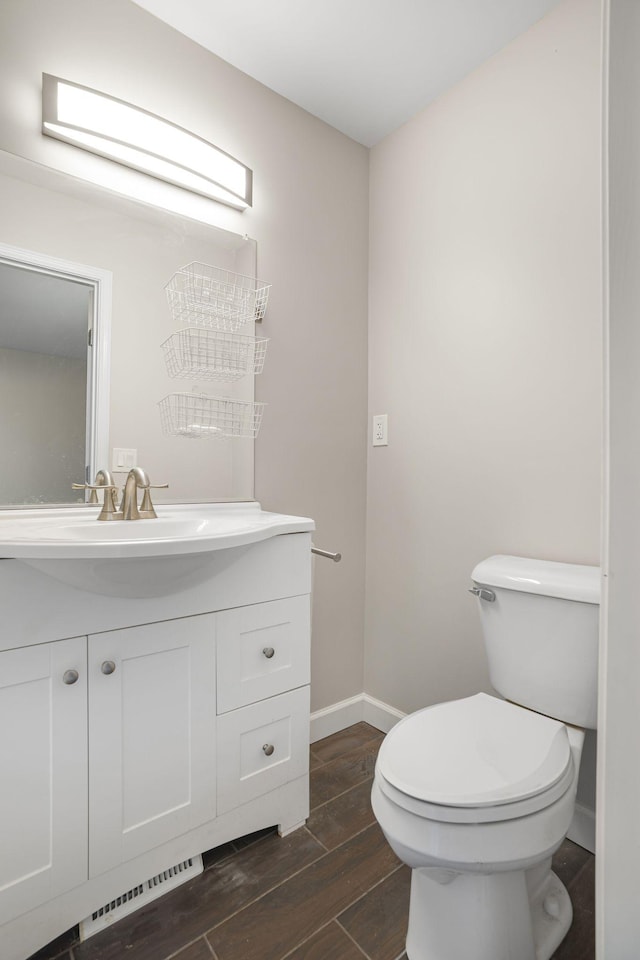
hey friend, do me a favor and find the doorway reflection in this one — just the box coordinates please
[0,261,92,504]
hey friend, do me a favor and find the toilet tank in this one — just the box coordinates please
[471,555,600,729]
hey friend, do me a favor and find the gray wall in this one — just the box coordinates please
[366,0,602,715]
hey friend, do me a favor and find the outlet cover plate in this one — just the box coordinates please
[372,414,388,446]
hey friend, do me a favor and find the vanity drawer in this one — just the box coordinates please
[216,686,310,814]
[216,596,310,713]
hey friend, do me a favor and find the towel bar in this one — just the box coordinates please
[311,546,341,563]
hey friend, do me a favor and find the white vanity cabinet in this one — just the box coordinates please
[0,529,312,960]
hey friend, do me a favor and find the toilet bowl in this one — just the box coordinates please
[371,556,599,960]
[372,694,584,960]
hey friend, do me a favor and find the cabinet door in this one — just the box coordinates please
[216,596,311,713]
[0,637,87,924]
[89,615,216,877]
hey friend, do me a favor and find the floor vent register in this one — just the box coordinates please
[79,855,204,940]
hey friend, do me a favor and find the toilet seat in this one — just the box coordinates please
[375,693,575,824]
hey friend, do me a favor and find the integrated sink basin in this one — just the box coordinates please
[0,502,314,597]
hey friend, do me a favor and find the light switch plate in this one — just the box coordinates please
[113,447,137,470]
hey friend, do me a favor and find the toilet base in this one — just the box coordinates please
[405,862,572,960]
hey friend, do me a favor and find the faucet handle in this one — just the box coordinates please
[72,481,101,505]
[72,483,121,521]
[139,482,169,519]
[72,482,117,490]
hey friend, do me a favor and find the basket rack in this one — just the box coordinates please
[159,393,266,440]
[161,327,269,382]
[165,262,271,332]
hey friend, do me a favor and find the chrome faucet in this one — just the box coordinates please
[73,467,167,520]
[120,467,169,520]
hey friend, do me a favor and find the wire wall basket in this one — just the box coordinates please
[159,393,266,440]
[161,328,269,382]
[165,263,271,331]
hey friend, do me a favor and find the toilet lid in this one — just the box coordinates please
[377,692,572,808]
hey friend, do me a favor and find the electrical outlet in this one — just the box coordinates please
[372,414,388,446]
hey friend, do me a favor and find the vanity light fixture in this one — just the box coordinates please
[41,74,252,210]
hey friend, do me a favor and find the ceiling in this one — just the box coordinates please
[132,0,561,146]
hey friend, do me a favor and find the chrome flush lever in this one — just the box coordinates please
[469,586,496,602]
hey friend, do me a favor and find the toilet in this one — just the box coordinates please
[371,555,599,960]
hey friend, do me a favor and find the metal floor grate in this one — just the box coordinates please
[79,855,203,941]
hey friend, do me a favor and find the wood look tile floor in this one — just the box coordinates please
[30,723,595,960]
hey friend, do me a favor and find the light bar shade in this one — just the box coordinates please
[42,74,252,210]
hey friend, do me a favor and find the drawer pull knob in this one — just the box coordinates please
[101,660,116,675]
[63,669,79,685]
[262,743,275,757]
[262,647,275,659]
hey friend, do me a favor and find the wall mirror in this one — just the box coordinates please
[0,150,258,506]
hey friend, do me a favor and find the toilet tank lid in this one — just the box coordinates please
[472,555,600,604]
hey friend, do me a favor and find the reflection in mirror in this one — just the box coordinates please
[0,150,258,506]
[0,258,96,504]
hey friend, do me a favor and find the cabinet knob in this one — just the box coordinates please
[262,647,275,659]
[262,743,275,757]
[63,669,79,685]
[101,660,116,675]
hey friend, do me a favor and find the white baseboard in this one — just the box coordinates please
[361,693,406,733]
[310,692,405,743]
[567,800,596,854]
[309,695,364,742]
